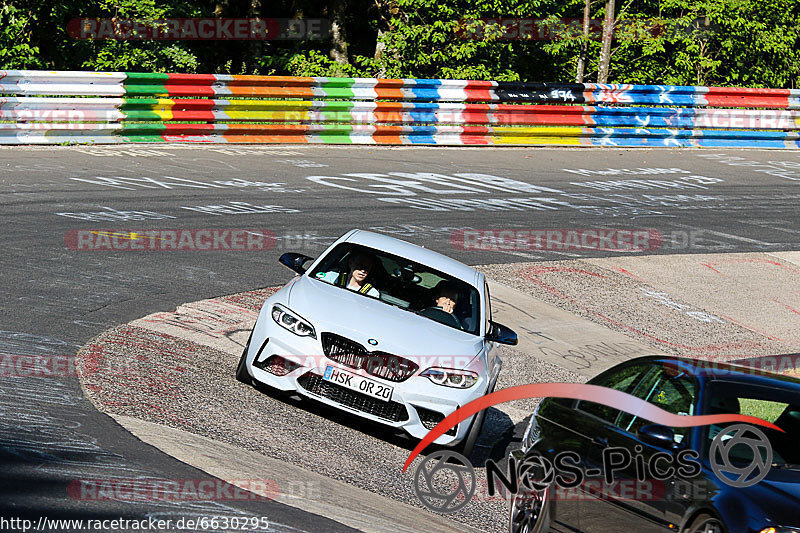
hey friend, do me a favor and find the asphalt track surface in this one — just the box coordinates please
[2,145,800,531]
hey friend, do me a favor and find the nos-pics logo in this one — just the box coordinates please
[412,423,774,513]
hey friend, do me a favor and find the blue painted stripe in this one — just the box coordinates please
[411,79,442,102]
[409,102,439,123]
[406,124,438,144]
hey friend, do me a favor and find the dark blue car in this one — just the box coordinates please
[508,356,800,533]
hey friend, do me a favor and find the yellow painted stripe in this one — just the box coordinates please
[225,110,311,121]
[493,126,584,145]
[145,99,176,121]
[223,100,314,110]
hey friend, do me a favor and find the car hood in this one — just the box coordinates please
[287,275,484,366]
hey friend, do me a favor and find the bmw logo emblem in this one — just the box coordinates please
[368,339,378,346]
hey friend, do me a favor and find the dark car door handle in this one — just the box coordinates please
[592,436,609,447]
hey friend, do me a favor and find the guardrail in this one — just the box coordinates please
[2,70,799,147]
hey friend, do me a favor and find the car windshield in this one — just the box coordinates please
[703,382,800,468]
[309,243,481,335]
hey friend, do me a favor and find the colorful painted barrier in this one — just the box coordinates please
[1,70,799,147]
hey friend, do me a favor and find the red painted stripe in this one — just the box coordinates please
[166,73,217,83]
[464,80,495,88]
[224,124,310,143]
[168,99,216,111]
[493,106,586,126]
[169,111,216,121]
[162,123,215,132]
[461,80,494,102]
[704,87,791,108]
[462,104,491,125]
[227,86,315,97]
[161,84,215,97]
[461,125,491,144]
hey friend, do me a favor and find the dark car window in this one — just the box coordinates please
[309,242,481,335]
[703,382,800,467]
[577,363,652,423]
[618,367,698,443]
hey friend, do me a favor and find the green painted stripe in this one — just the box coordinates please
[318,124,353,144]
[121,110,167,120]
[123,84,169,96]
[124,73,170,96]
[319,101,355,111]
[119,123,167,140]
[320,101,355,123]
[321,78,355,99]
[321,77,355,88]
[125,72,170,80]
[120,98,163,107]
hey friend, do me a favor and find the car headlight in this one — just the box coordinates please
[420,368,478,388]
[761,528,800,533]
[271,305,316,338]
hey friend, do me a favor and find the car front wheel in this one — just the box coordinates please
[235,331,253,384]
[509,484,549,533]
[687,513,726,533]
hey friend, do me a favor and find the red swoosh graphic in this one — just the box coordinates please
[402,383,783,472]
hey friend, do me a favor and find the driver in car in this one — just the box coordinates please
[433,282,459,314]
[419,280,463,329]
[317,251,380,297]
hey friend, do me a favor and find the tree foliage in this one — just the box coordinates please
[0,0,798,87]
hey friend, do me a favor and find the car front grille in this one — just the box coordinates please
[297,372,409,422]
[321,333,418,383]
[415,405,457,436]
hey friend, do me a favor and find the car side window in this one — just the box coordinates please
[577,364,651,423]
[618,368,697,443]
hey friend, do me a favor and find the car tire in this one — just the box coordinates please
[508,483,549,533]
[235,332,253,385]
[687,513,726,533]
[457,380,496,459]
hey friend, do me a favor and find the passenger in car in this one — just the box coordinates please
[317,251,381,297]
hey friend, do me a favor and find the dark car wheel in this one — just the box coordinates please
[509,485,548,533]
[687,513,726,533]
[235,331,253,384]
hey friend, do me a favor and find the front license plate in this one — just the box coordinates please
[322,365,393,402]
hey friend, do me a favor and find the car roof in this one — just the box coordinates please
[622,355,800,391]
[342,230,480,285]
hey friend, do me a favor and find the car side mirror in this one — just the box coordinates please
[279,252,314,274]
[639,424,678,449]
[486,321,518,345]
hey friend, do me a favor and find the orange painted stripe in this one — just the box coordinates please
[373,125,404,144]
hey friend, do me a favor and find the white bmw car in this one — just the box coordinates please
[236,229,517,456]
